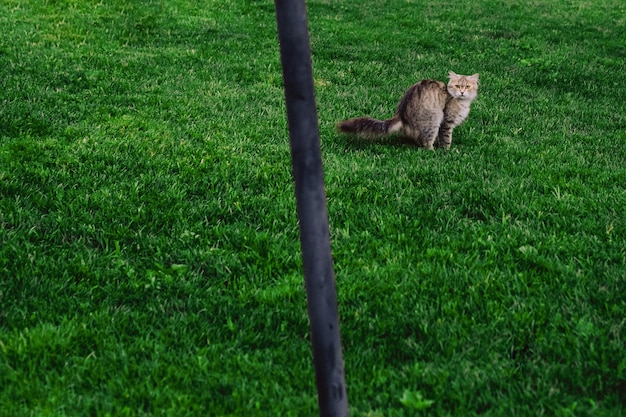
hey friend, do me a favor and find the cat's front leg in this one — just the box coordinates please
[437,125,454,149]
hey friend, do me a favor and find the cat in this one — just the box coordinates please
[337,71,479,150]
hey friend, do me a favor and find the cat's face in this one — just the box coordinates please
[447,72,479,100]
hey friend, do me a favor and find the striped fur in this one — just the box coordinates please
[337,116,402,137]
[337,71,479,149]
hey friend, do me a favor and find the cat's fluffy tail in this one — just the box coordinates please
[337,116,402,137]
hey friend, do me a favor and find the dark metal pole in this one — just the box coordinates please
[274,1,349,417]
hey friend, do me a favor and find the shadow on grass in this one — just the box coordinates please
[336,133,455,153]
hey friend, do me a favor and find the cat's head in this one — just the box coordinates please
[447,71,479,100]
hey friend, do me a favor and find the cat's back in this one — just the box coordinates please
[398,79,448,114]
[416,79,447,92]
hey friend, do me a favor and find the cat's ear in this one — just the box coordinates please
[470,73,480,83]
[448,71,458,79]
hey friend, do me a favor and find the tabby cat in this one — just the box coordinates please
[337,71,479,150]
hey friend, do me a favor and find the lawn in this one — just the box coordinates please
[1,0,625,416]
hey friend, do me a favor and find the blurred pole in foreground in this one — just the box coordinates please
[274,1,349,416]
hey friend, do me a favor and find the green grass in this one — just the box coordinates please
[1,0,625,415]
